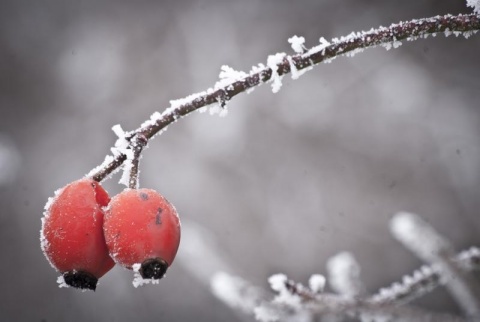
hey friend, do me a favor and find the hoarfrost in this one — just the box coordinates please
[268,274,301,308]
[110,124,130,157]
[287,56,308,80]
[288,35,306,53]
[209,102,228,117]
[215,65,248,89]
[466,0,480,13]
[266,53,286,93]
[86,155,117,179]
[140,111,163,128]
[308,274,326,293]
[254,304,280,322]
[132,263,160,288]
[57,275,70,288]
[305,37,331,56]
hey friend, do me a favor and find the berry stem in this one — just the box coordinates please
[128,134,148,190]
[88,14,480,182]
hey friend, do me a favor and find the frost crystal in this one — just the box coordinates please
[466,0,480,13]
[132,263,160,288]
[305,37,331,56]
[287,56,308,80]
[268,274,301,309]
[254,305,280,322]
[266,53,286,93]
[308,274,326,293]
[287,35,306,53]
[57,275,70,288]
[215,65,248,89]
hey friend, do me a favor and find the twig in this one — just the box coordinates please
[391,213,480,319]
[370,247,480,305]
[87,13,480,182]
[127,134,147,189]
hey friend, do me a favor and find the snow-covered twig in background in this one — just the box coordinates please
[254,274,468,322]
[203,213,480,321]
[391,212,480,319]
[87,13,480,182]
[370,247,480,305]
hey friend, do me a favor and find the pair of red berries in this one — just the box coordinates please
[40,178,181,291]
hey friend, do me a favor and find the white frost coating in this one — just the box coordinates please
[326,252,363,297]
[466,0,480,13]
[308,274,326,293]
[215,65,248,89]
[85,154,116,179]
[286,56,308,80]
[269,274,288,292]
[110,124,130,157]
[111,124,136,187]
[371,263,439,304]
[266,53,286,93]
[40,187,65,270]
[140,111,163,128]
[209,102,228,117]
[383,39,403,51]
[458,247,480,264]
[390,212,452,262]
[57,275,70,288]
[254,305,280,322]
[304,37,331,57]
[132,263,160,288]
[211,272,265,312]
[288,35,306,53]
[268,274,302,309]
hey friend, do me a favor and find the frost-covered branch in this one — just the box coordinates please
[391,213,480,319]
[254,273,469,322]
[87,13,480,182]
[210,230,479,321]
[370,247,480,305]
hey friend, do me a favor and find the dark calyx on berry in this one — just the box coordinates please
[139,258,168,279]
[63,271,98,291]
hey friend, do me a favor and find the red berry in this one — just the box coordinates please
[40,178,115,290]
[104,188,181,280]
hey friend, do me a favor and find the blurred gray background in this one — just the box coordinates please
[1,0,479,321]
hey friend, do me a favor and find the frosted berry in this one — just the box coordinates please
[40,178,115,290]
[104,189,181,280]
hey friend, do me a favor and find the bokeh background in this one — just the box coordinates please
[1,0,479,321]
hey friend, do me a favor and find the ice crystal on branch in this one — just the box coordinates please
[309,274,326,294]
[288,35,306,53]
[266,53,286,93]
[467,0,480,13]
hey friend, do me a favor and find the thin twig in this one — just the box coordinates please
[127,134,147,189]
[88,14,480,182]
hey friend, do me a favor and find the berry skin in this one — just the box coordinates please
[40,178,115,290]
[104,189,181,280]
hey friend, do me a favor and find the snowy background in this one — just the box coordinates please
[1,0,480,321]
